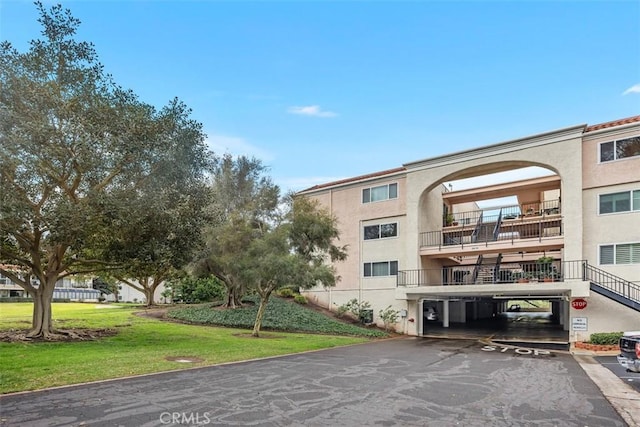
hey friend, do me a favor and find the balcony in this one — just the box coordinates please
[421,199,563,257]
[397,259,585,287]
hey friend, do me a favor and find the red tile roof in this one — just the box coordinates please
[585,115,640,132]
[300,167,406,192]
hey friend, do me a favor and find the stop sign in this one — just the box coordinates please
[571,298,587,310]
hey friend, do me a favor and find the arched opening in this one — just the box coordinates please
[409,163,569,345]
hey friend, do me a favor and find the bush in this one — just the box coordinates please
[338,299,372,324]
[293,294,308,304]
[378,305,400,331]
[335,303,349,318]
[169,276,226,304]
[588,332,623,345]
[277,288,296,298]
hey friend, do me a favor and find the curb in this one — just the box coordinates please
[574,354,640,427]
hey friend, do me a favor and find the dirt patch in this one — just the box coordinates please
[0,328,118,343]
[134,307,170,319]
[232,332,285,339]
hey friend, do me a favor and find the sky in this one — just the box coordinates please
[1,0,639,193]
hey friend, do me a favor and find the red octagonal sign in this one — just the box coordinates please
[571,298,588,310]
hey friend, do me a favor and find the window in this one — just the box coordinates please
[600,243,640,265]
[599,190,640,214]
[364,222,398,240]
[364,261,398,277]
[600,137,640,162]
[362,183,398,203]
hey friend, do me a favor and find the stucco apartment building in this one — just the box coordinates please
[298,115,640,343]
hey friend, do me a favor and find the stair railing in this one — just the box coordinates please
[492,208,503,241]
[471,211,483,243]
[471,254,483,284]
[583,262,640,305]
[494,253,503,283]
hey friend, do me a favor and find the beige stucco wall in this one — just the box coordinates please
[303,173,407,316]
[581,123,640,285]
[582,123,640,189]
[301,121,639,337]
[582,181,640,281]
[570,293,640,342]
[405,125,585,271]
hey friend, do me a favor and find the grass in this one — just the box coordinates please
[0,302,373,394]
[168,296,388,338]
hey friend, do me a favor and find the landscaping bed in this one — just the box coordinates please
[167,296,388,338]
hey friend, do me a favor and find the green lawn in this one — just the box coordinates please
[0,302,371,394]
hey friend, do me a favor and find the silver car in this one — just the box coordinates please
[617,331,640,373]
[425,307,438,321]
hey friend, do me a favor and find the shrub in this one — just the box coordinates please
[293,294,308,304]
[588,332,623,345]
[169,276,226,304]
[378,305,400,331]
[337,299,372,324]
[277,288,296,298]
[335,303,349,318]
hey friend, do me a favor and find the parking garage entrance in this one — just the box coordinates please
[421,297,569,348]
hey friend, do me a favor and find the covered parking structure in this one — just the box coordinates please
[399,280,590,345]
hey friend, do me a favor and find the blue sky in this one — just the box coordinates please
[2,1,639,193]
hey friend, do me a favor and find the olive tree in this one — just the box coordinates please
[241,196,347,337]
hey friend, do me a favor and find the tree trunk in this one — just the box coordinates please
[224,284,243,308]
[252,288,273,337]
[144,287,155,307]
[225,291,237,308]
[27,278,56,338]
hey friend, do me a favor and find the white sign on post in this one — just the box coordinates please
[572,317,588,331]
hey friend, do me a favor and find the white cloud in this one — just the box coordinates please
[287,105,337,118]
[622,84,640,95]
[206,134,274,162]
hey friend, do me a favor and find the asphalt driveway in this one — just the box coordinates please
[0,338,628,426]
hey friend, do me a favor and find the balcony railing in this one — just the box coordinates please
[443,199,561,227]
[397,260,584,287]
[423,210,562,249]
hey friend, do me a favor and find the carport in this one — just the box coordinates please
[397,280,590,344]
[420,296,569,345]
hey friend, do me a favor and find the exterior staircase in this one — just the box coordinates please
[472,254,503,284]
[584,263,640,312]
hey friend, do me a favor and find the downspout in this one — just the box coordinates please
[329,188,333,309]
[359,218,363,303]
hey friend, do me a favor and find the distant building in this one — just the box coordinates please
[298,115,640,342]
[0,268,167,304]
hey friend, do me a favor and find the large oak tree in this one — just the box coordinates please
[0,2,211,337]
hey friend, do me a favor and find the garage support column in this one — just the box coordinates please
[563,300,570,331]
[443,300,450,328]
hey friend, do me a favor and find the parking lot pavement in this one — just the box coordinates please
[0,338,629,427]
[595,355,640,393]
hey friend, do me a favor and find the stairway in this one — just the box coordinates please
[472,254,502,284]
[584,263,640,312]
